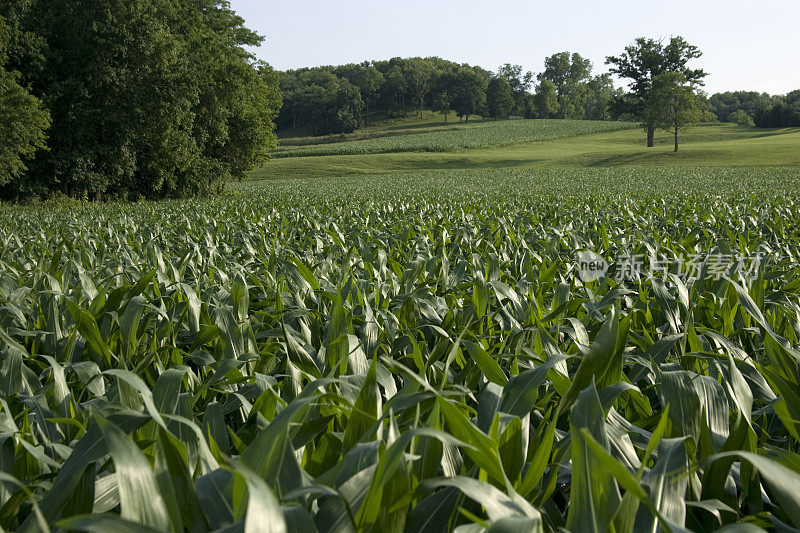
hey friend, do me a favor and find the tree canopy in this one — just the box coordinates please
[646,72,703,151]
[486,77,514,119]
[0,14,49,190]
[606,36,707,147]
[0,0,280,201]
[277,54,625,137]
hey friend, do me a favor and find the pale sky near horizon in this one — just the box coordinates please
[228,1,799,96]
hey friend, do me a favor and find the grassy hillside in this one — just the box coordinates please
[276,110,489,145]
[273,119,637,157]
[253,123,800,180]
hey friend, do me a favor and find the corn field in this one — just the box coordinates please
[273,120,637,158]
[2,167,800,532]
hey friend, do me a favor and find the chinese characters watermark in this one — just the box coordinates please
[575,251,764,283]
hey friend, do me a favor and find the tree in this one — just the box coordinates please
[0,15,49,189]
[537,52,593,119]
[378,62,408,117]
[646,72,703,152]
[404,58,434,117]
[1,0,281,200]
[708,91,780,122]
[486,77,513,119]
[755,101,800,127]
[335,62,383,125]
[288,70,364,135]
[583,74,620,120]
[728,109,755,126]
[496,63,533,117]
[534,79,559,118]
[433,70,456,123]
[538,52,591,96]
[606,36,707,147]
[451,67,486,123]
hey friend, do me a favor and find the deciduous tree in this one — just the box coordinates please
[486,77,513,119]
[646,72,703,152]
[728,109,755,126]
[534,80,559,118]
[405,58,434,118]
[1,0,281,200]
[606,36,706,147]
[451,67,487,123]
[0,15,49,190]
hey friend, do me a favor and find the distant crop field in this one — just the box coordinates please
[3,167,800,531]
[273,119,638,157]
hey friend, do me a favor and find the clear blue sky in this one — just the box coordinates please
[229,0,800,95]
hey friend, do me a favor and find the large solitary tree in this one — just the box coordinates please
[606,36,707,147]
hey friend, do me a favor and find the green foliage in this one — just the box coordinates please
[534,80,560,119]
[607,36,707,146]
[728,109,755,127]
[754,100,800,128]
[336,62,384,125]
[0,15,49,188]
[405,57,436,117]
[708,91,782,123]
[0,0,280,200]
[278,54,622,137]
[1,167,800,530]
[280,69,364,136]
[496,64,534,118]
[487,77,514,119]
[450,67,488,123]
[645,72,704,151]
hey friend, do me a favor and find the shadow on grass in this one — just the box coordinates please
[392,157,538,171]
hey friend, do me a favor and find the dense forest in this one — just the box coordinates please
[277,54,622,136]
[277,56,800,137]
[708,90,800,127]
[0,0,280,201]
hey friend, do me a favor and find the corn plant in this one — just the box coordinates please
[1,166,800,532]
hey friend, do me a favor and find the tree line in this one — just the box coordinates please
[0,0,280,201]
[279,47,799,143]
[2,5,798,202]
[708,91,800,127]
[277,54,622,136]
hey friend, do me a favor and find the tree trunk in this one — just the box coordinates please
[647,125,655,147]
[674,125,679,152]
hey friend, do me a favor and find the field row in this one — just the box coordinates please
[1,167,800,531]
[273,119,638,157]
